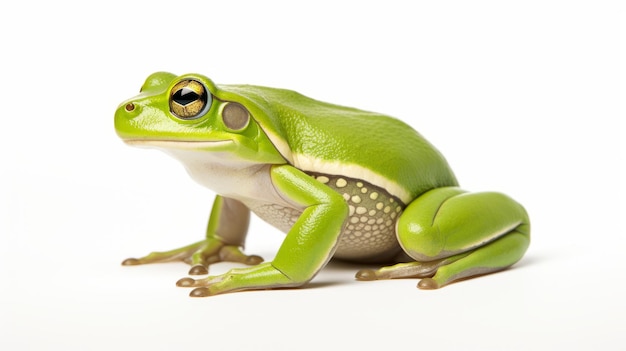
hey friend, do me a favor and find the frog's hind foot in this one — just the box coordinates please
[355,254,466,281]
[359,224,530,290]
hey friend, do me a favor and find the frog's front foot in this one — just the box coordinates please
[121,239,263,275]
[175,262,299,297]
[175,275,226,297]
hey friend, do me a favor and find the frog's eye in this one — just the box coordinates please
[169,80,211,119]
[222,102,250,131]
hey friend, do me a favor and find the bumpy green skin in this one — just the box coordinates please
[214,84,458,202]
[115,72,530,297]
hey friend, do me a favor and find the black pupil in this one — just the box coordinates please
[173,87,201,106]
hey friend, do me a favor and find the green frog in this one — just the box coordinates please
[114,72,530,297]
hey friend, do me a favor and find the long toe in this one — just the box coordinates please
[417,278,439,289]
[176,277,196,287]
[355,269,377,281]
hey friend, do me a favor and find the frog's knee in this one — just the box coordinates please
[396,187,466,260]
[396,214,445,261]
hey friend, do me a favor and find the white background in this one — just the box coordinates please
[1,1,624,350]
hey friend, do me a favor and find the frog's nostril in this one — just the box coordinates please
[125,103,135,112]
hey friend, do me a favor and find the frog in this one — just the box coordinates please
[114,72,530,297]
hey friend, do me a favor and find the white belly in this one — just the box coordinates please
[166,147,402,262]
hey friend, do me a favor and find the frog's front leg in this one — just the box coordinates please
[122,196,262,275]
[356,187,530,288]
[177,164,348,297]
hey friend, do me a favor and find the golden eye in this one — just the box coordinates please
[169,80,211,119]
[222,102,250,130]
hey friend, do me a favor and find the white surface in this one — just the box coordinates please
[1,1,624,350]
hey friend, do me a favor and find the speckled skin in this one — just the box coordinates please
[310,173,404,261]
[246,172,404,262]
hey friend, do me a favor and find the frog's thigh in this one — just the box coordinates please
[394,187,530,288]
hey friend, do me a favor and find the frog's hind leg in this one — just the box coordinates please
[356,187,530,289]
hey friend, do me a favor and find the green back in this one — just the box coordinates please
[215,84,458,202]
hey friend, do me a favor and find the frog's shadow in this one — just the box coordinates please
[302,259,387,290]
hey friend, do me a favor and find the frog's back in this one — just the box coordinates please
[217,84,458,204]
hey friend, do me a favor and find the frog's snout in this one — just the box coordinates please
[116,99,141,119]
[115,99,143,140]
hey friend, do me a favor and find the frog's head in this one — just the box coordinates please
[114,72,286,164]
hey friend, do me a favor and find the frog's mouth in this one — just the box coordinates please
[123,139,233,150]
